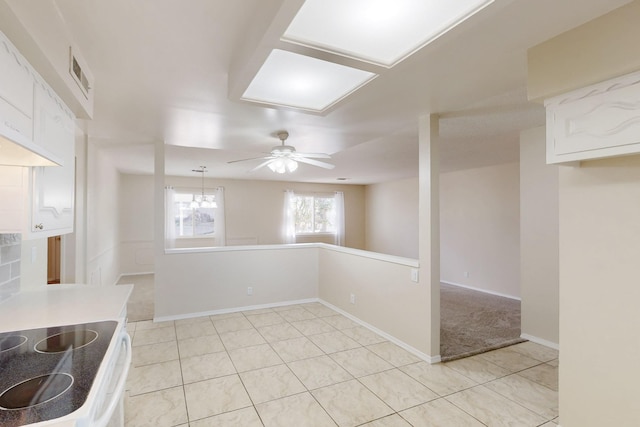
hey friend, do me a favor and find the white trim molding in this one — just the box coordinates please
[521,333,560,351]
[155,295,442,364]
[441,280,521,301]
[154,298,319,323]
[113,271,155,286]
[165,242,420,267]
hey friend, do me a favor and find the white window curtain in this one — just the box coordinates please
[334,191,345,246]
[164,186,176,249]
[213,187,226,246]
[282,189,296,244]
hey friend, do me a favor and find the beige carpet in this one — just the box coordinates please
[117,274,154,322]
[440,283,525,362]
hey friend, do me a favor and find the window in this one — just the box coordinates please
[173,192,216,237]
[282,190,344,245]
[165,186,226,248]
[291,194,337,234]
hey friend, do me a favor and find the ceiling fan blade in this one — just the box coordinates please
[293,152,331,159]
[295,157,335,169]
[249,158,276,172]
[227,156,269,164]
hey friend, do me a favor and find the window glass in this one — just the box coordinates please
[174,193,215,237]
[291,194,336,234]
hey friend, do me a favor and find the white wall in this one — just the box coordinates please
[167,176,367,248]
[440,162,520,298]
[365,178,418,258]
[527,4,640,424]
[558,155,640,426]
[18,238,46,290]
[0,166,28,234]
[155,244,434,360]
[520,127,559,346]
[155,246,319,319]
[119,173,154,274]
[527,0,640,102]
[86,145,121,286]
[118,173,367,274]
[319,248,431,358]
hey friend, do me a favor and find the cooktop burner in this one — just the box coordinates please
[35,329,99,353]
[0,321,117,427]
[0,373,74,410]
[0,336,27,353]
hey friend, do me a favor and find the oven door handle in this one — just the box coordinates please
[93,332,132,427]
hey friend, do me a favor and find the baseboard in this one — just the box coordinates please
[153,298,319,322]
[320,300,441,364]
[113,271,155,286]
[153,297,442,364]
[520,333,560,351]
[441,280,521,301]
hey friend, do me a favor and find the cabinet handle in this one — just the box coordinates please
[34,223,44,230]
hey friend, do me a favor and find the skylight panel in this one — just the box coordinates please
[241,49,376,112]
[282,0,494,67]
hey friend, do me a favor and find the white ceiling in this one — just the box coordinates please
[33,0,630,183]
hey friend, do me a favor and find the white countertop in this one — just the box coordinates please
[0,284,133,333]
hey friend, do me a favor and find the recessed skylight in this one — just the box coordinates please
[241,49,376,112]
[282,0,494,67]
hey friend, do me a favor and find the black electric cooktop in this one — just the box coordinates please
[0,321,117,427]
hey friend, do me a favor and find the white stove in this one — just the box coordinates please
[0,320,130,427]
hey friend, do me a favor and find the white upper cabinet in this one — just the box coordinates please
[0,30,76,238]
[30,81,75,236]
[546,70,640,164]
[0,32,34,140]
[33,81,74,159]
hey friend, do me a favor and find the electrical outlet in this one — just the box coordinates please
[464,271,469,278]
[247,287,253,296]
[350,293,356,304]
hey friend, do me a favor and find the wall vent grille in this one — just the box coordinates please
[69,47,90,99]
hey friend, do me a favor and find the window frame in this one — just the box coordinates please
[173,190,217,239]
[290,192,337,237]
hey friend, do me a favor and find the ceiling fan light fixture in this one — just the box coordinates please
[286,158,298,173]
[229,130,333,173]
[268,157,298,174]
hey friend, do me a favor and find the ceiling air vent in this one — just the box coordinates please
[69,47,91,99]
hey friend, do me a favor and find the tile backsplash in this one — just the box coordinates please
[0,233,21,301]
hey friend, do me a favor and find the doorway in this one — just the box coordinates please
[47,235,61,284]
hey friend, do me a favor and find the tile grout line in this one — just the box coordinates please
[126,303,558,427]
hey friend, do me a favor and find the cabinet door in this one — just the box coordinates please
[546,70,640,164]
[31,84,75,236]
[31,157,75,235]
[0,33,33,118]
[33,82,70,160]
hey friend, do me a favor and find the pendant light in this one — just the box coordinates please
[190,166,217,208]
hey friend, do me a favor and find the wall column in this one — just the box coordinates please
[153,140,165,319]
[418,114,441,359]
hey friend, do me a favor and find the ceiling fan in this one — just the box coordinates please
[228,131,335,174]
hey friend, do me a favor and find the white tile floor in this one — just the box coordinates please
[124,303,559,427]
